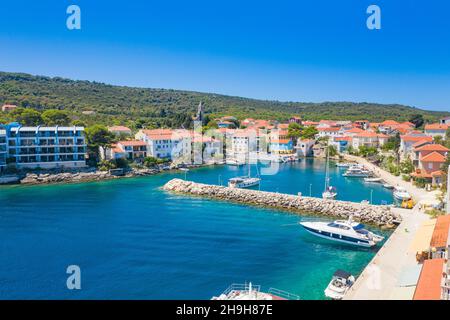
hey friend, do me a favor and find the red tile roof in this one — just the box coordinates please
[425,123,449,131]
[421,151,447,163]
[118,140,147,147]
[317,127,340,132]
[413,258,445,300]
[415,144,450,152]
[381,120,399,126]
[430,215,450,248]
[355,131,378,138]
[401,135,433,143]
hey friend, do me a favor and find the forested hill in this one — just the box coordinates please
[0,71,448,129]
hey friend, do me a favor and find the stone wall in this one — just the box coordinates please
[163,179,401,228]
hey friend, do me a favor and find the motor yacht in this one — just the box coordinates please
[343,165,372,178]
[299,217,384,248]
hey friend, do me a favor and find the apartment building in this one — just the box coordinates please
[6,125,87,169]
[0,128,6,172]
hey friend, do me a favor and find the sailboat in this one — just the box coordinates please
[228,153,261,188]
[322,143,337,200]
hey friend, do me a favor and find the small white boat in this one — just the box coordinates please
[212,282,300,300]
[343,165,372,178]
[336,162,352,168]
[364,177,382,183]
[383,183,394,189]
[228,177,261,188]
[324,270,355,300]
[322,143,337,200]
[393,186,411,201]
[228,156,261,188]
[226,158,245,166]
[322,187,337,200]
[299,216,384,248]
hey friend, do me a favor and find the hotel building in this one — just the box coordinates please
[0,128,6,172]
[6,125,87,169]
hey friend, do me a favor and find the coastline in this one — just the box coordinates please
[0,164,207,186]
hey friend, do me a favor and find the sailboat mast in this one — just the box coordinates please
[324,142,330,192]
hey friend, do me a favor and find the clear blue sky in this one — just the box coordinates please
[0,0,449,111]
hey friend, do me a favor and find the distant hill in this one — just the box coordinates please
[0,71,448,129]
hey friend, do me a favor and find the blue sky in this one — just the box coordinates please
[0,0,449,111]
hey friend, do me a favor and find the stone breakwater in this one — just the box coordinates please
[163,179,402,228]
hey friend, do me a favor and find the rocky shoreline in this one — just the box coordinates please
[0,164,201,186]
[163,179,402,228]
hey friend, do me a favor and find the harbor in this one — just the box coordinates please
[0,161,394,300]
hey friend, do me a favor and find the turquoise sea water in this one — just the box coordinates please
[0,159,393,299]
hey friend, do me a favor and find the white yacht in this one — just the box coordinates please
[322,143,337,200]
[324,270,355,300]
[211,282,300,300]
[343,165,372,178]
[228,156,261,189]
[228,176,261,188]
[364,177,382,183]
[393,186,412,201]
[336,162,352,168]
[299,217,384,248]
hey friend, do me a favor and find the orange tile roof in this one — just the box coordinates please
[401,135,433,143]
[317,127,340,132]
[377,133,389,138]
[425,123,449,131]
[401,121,415,126]
[381,120,399,126]
[412,140,431,148]
[421,151,447,163]
[415,144,450,152]
[346,128,365,133]
[118,140,147,147]
[430,215,450,248]
[334,136,352,141]
[413,258,445,300]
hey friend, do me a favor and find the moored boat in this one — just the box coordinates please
[299,217,384,248]
[364,177,382,183]
[336,162,352,168]
[393,186,412,201]
[211,282,300,300]
[228,176,261,188]
[324,270,355,300]
[343,165,372,178]
[383,183,394,189]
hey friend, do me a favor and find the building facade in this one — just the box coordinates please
[6,125,87,169]
[0,128,6,172]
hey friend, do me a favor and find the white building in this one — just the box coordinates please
[317,127,342,138]
[425,123,449,140]
[0,128,6,172]
[6,125,87,169]
[135,129,191,162]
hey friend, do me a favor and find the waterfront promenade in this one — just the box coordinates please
[343,155,439,300]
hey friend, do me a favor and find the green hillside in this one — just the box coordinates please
[0,71,448,129]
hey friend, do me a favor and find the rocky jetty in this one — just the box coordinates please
[163,179,401,228]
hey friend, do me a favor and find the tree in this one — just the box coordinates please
[409,114,424,128]
[301,126,318,140]
[358,146,377,158]
[42,109,70,126]
[14,108,42,126]
[327,144,337,157]
[287,122,303,142]
[399,158,414,174]
[433,135,444,145]
[85,125,116,161]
